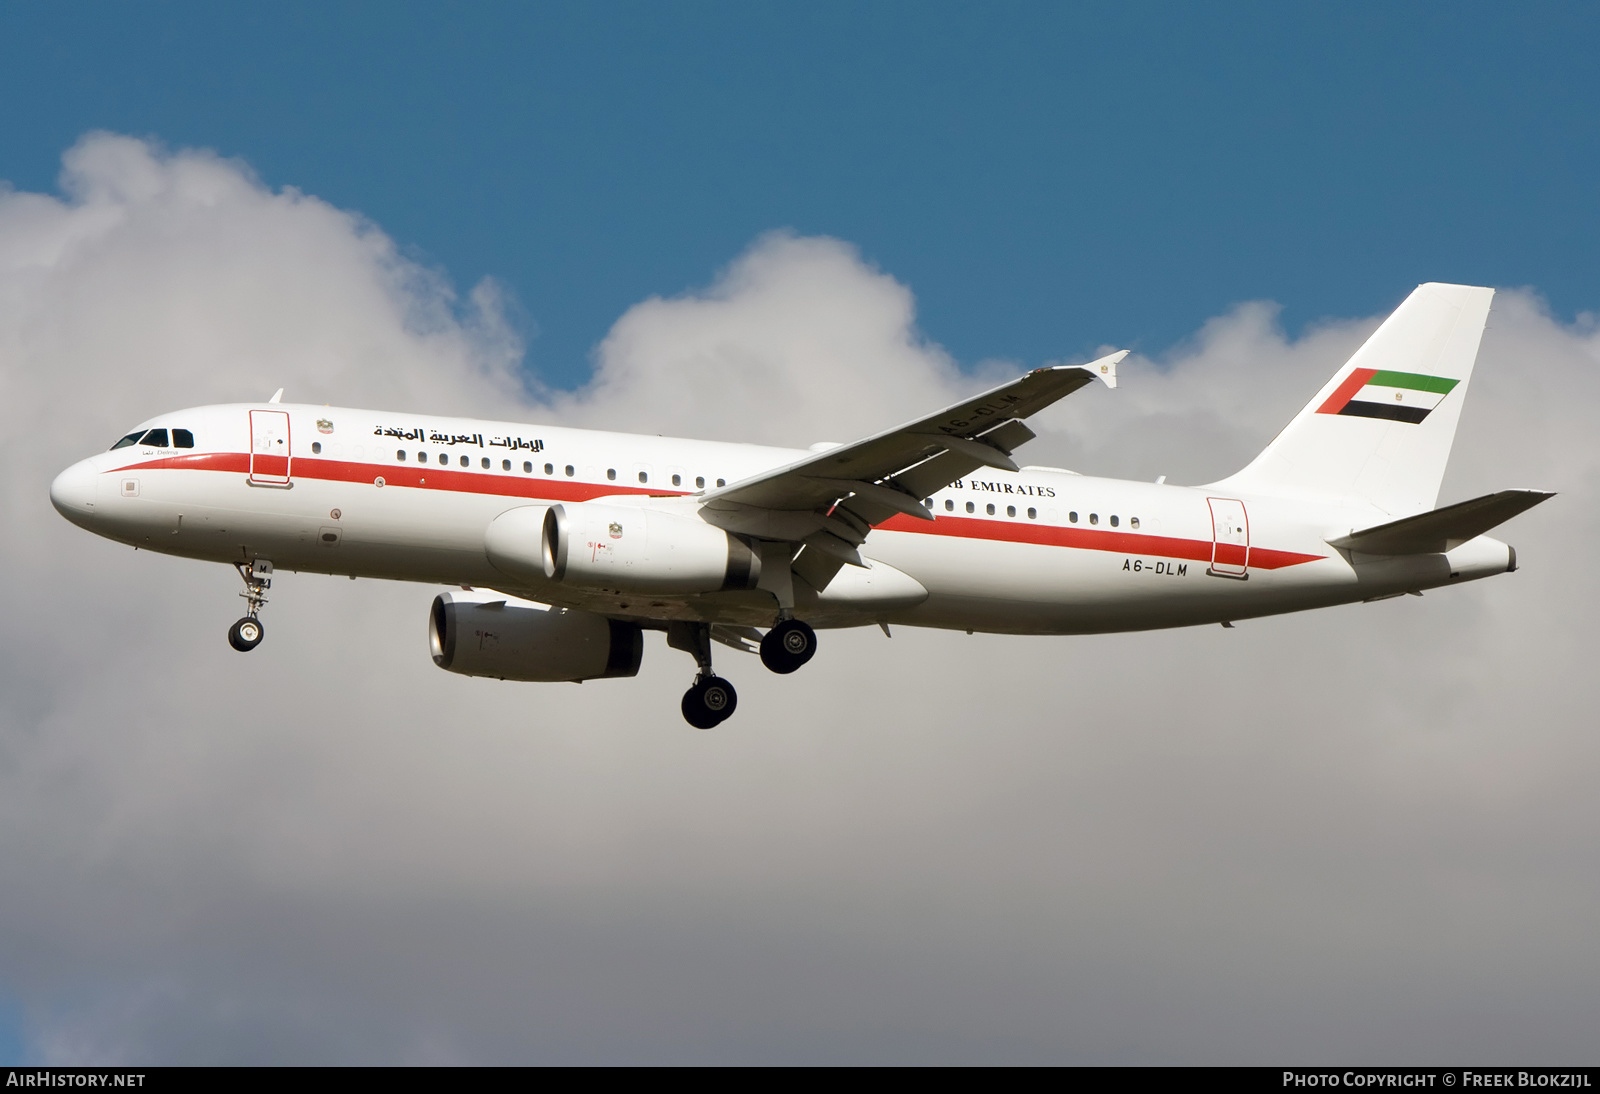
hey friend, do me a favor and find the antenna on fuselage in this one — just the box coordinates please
[268,388,284,404]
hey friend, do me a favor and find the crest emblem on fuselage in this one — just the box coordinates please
[608,522,623,539]
[316,418,334,434]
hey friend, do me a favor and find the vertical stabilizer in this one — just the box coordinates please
[1215,283,1494,516]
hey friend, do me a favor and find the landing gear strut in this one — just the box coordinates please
[229,559,272,652]
[668,621,738,729]
[760,618,817,674]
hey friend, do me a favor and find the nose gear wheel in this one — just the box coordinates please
[228,616,264,651]
[228,559,273,652]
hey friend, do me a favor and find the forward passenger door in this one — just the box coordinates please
[248,410,292,485]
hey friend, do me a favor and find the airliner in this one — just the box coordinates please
[50,283,1550,727]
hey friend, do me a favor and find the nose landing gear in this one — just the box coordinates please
[229,559,272,652]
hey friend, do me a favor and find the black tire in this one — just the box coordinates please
[760,619,817,674]
[228,616,264,652]
[682,676,737,728]
[681,688,716,729]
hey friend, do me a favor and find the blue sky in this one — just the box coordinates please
[4,2,1596,388]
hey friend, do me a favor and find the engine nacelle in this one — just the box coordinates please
[429,590,642,682]
[493,501,760,594]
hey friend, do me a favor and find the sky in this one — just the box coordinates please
[2,3,1598,1065]
[5,2,1599,386]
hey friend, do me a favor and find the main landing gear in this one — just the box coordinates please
[668,617,820,728]
[669,622,737,729]
[759,618,816,674]
[682,675,737,730]
[228,559,272,652]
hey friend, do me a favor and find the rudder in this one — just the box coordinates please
[1215,282,1494,516]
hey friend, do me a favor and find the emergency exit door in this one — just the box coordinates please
[1207,497,1249,578]
[249,410,292,485]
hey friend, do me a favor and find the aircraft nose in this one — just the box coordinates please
[49,459,99,528]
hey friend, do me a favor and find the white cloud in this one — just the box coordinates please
[556,230,978,444]
[1,133,1596,1063]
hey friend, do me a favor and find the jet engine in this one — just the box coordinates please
[428,589,642,682]
[484,502,761,594]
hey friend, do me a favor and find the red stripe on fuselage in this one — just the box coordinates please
[118,452,1325,569]
[123,451,662,502]
[872,513,1319,570]
[131,452,250,473]
[1315,367,1378,415]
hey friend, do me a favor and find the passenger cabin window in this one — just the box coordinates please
[564,465,575,477]
[945,499,955,512]
[544,463,554,475]
[607,468,617,481]
[672,473,682,486]
[438,453,448,466]
[986,503,996,515]
[459,455,469,468]
[1130,517,1140,529]
[172,429,194,448]
[481,457,491,469]
[638,471,648,484]
[1027,507,1037,519]
[1007,505,1016,517]
[695,476,705,489]
[716,478,726,487]
[1110,515,1119,528]
[523,461,532,473]
[965,501,975,513]
[1069,511,1079,523]
[1090,513,1099,525]
[397,450,407,461]
[312,442,322,454]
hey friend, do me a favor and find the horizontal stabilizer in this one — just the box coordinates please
[1329,489,1554,555]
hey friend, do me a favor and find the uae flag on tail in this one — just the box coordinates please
[1316,367,1459,424]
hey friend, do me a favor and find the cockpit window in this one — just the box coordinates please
[112,427,190,450]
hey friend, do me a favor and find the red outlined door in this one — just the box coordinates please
[1207,497,1249,578]
[249,410,292,485]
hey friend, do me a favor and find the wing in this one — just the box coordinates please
[698,351,1124,591]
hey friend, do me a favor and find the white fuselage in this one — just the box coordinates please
[49,401,1515,635]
